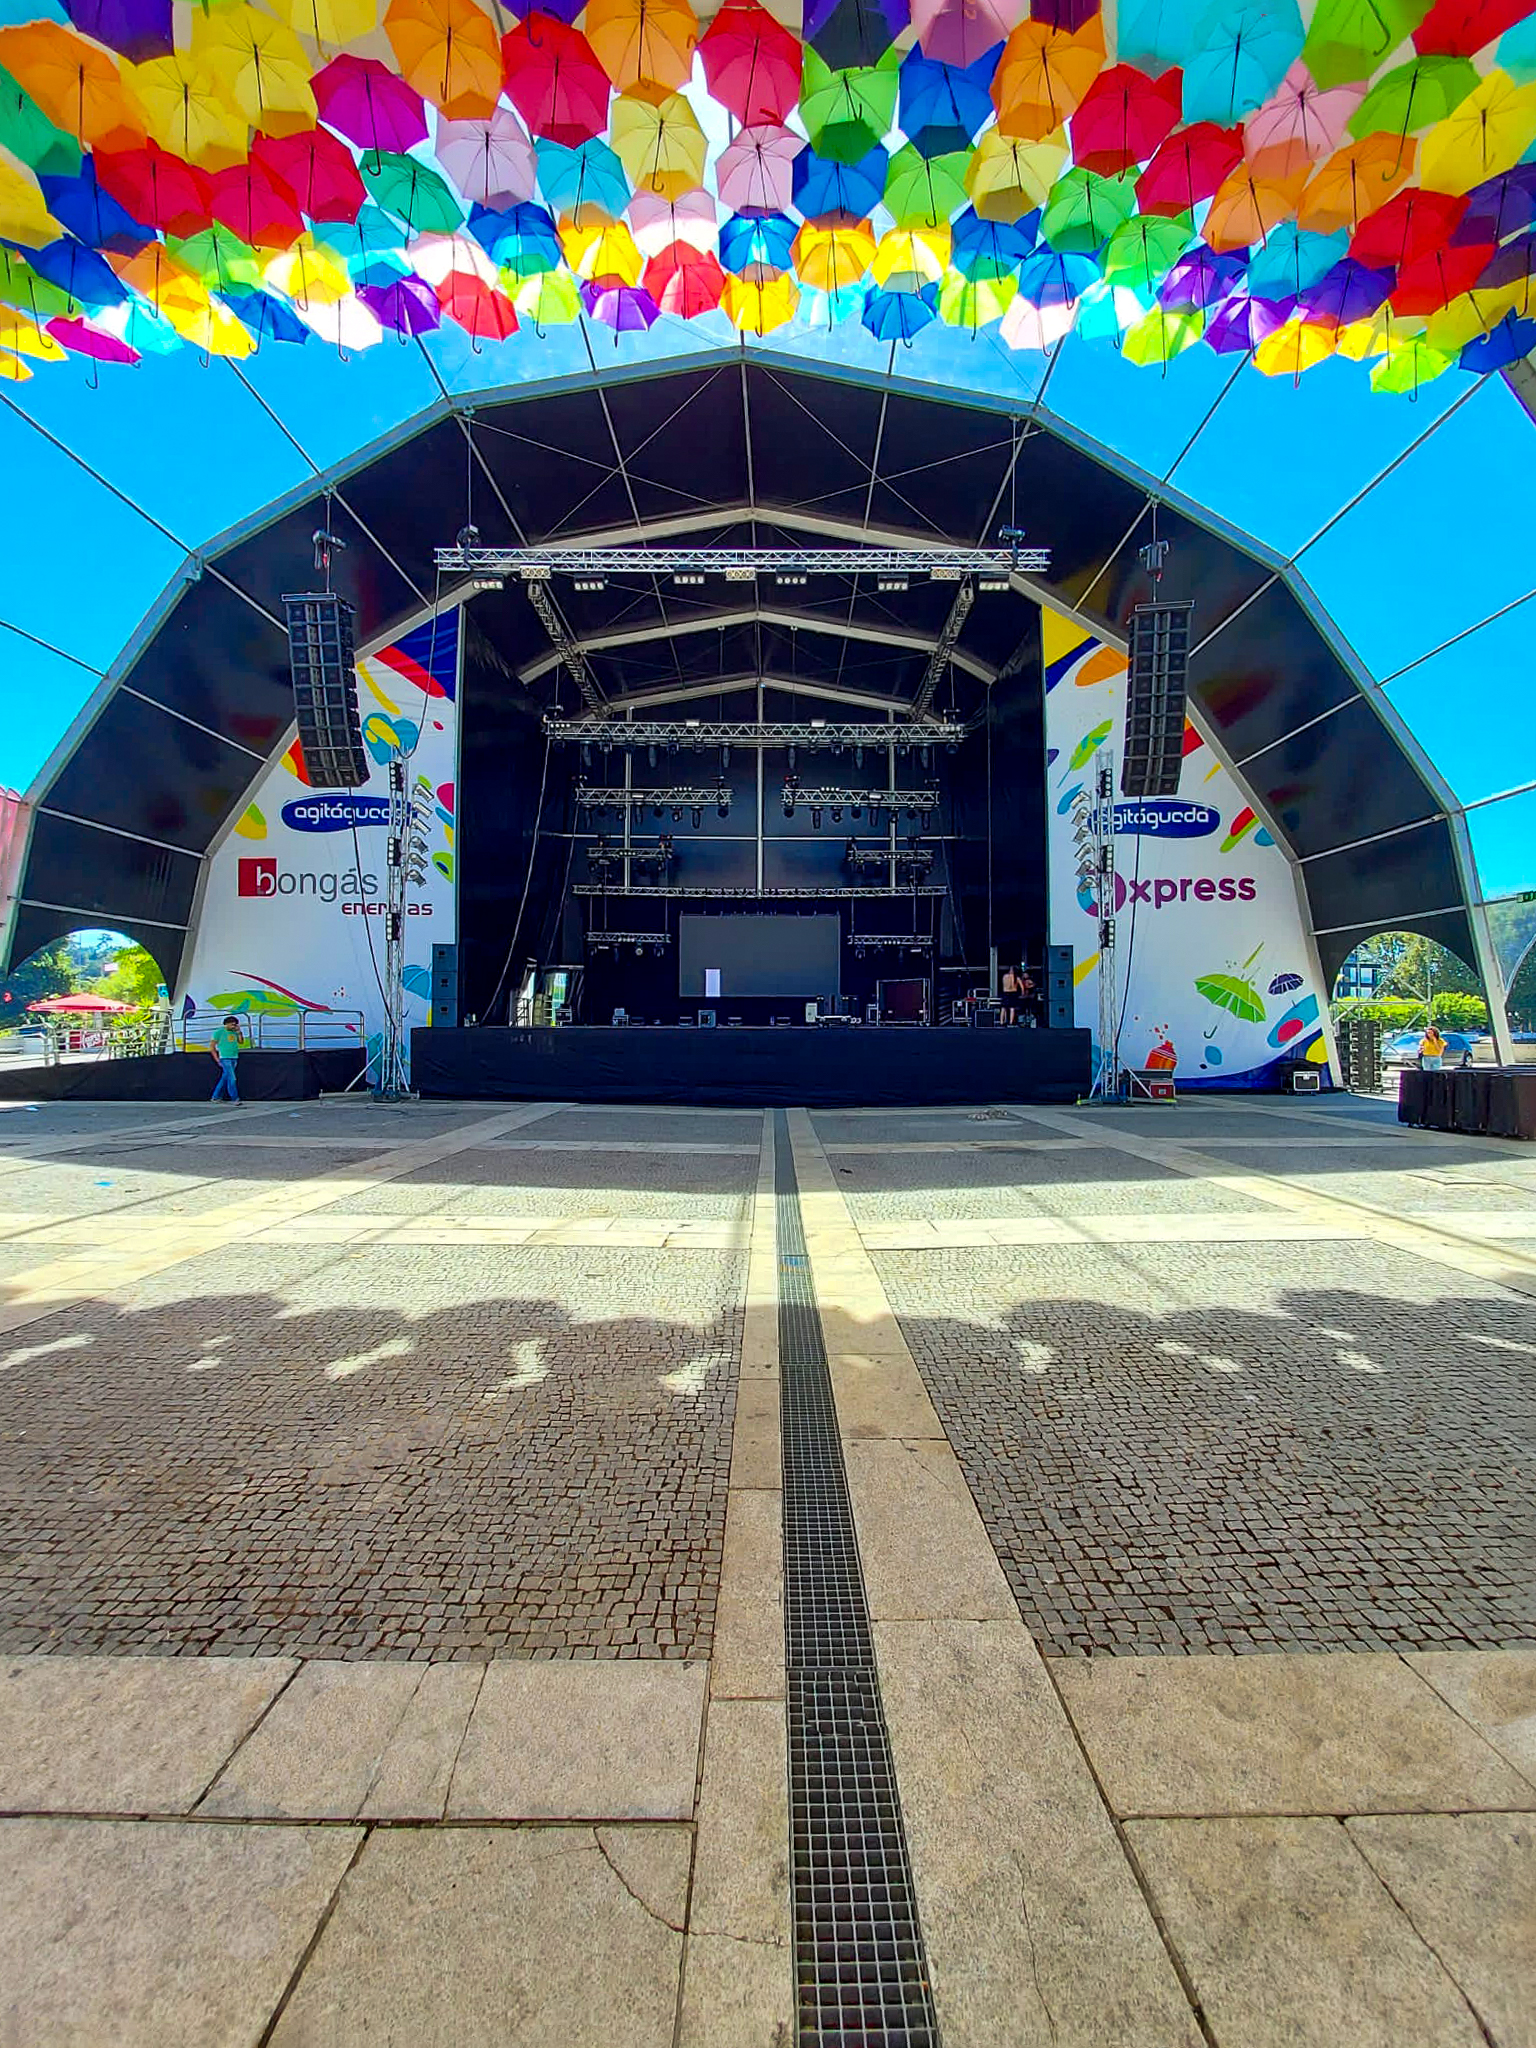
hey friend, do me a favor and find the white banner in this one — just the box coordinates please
[1043,613,1332,1089]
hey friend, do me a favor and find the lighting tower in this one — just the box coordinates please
[379,752,431,1100]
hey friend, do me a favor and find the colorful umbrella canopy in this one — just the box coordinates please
[361,150,463,234]
[435,269,519,343]
[584,0,696,95]
[884,142,969,228]
[911,0,1023,71]
[436,106,538,209]
[793,139,887,219]
[1138,120,1244,214]
[898,44,997,157]
[717,120,798,213]
[1071,63,1182,175]
[1,56,80,175]
[1297,132,1414,233]
[1303,0,1430,91]
[358,271,441,332]
[61,0,168,64]
[991,13,1103,142]
[1040,165,1136,252]
[699,0,801,127]
[800,44,900,164]
[502,14,610,149]
[804,0,906,71]
[383,0,502,121]
[536,133,631,219]
[863,279,938,340]
[642,238,725,313]
[190,5,314,139]
[314,55,428,160]
[94,141,209,235]
[951,205,1034,276]
[1243,60,1365,178]
[1182,0,1304,127]
[0,19,142,146]
[1417,67,1536,192]
[38,157,150,249]
[123,51,246,168]
[793,216,875,290]
[966,127,1064,219]
[609,90,705,203]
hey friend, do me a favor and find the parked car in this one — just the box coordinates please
[1382,1029,1477,1070]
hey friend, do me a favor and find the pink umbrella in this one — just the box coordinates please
[1243,61,1365,179]
[629,185,717,253]
[436,104,539,207]
[313,55,429,159]
[716,123,799,215]
[911,0,1026,69]
[46,316,141,364]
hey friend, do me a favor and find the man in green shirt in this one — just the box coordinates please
[209,1016,245,1105]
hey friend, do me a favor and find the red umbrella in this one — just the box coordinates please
[1349,185,1467,266]
[27,993,134,1013]
[436,271,519,341]
[1070,64,1181,174]
[1390,239,1495,311]
[94,142,211,237]
[502,14,610,148]
[698,0,802,127]
[209,159,304,248]
[313,53,428,157]
[1136,120,1243,215]
[1414,0,1536,56]
[643,240,726,315]
[252,128,366,224]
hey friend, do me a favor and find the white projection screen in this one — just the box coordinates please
[679,915,841,998]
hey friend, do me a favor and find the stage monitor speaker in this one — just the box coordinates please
[1122,599,1194,799]
[1044,944,1074,1030]
[283,593,368,789]
[430,943,458,1029]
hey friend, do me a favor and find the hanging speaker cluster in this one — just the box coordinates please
[283,592,369,790]
[1121,600,1195,800]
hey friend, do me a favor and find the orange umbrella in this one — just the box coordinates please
[991,14,1104,143]
[384,0,502,121]
[1298,132,1415,233]
[0,21,143,149]
[1204,163,1306,250]
[584,0,697,96]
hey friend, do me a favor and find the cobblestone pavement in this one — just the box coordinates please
[0,1105,747,1662]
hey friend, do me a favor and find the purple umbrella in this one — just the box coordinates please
[357,274,442,335]
[806,0,909,69]
[61,0,172,62]
[314,56,428,161]
[1456,163,1536,245]
[1299,258,1394,327]
[1029,0,1101,26]
[1480,233,1536,293]
[500,0,585,21]
[1158,245,1243,312]
[1205,291,1294,354]
[580,281,660,333]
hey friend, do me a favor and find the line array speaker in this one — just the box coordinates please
[431,943,458,1029]
[1122,599,1194,800]
[283,592,369,789]
[1044,943,1074,1029]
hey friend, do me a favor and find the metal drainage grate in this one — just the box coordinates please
[775,1111,939,2046]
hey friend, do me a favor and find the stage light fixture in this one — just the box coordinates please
[647,744,658,767]
[978,574,1010,592]
[573,576,605,592]
[878,575,908,592]
[852,803,862,819]
[469,575,504,591]
[685,718,700,728]
[725,566,754,582]
[775,572,806,586]
[519,565,551,581]
[854,746,864,767]
[811,806,823,828]
[673,572,705,586]
[672,807,683,822]
[691,807,702,829]
[783,798,795,818]
[921,811,931,830]
[930,564,962,581]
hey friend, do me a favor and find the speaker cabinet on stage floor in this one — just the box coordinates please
[431,943,458,1029]
[1122,600,1194,799]
[1045,944,1074,1029]
[283,593,368,788]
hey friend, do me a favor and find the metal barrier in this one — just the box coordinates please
[177,1007,365,1052]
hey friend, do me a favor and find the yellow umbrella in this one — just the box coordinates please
[124,52,248,168]
[0,303,64,360]
[152,272,256,356]
[1334,308,1395,360]
[870,224,949,285]
[1419,69,1536,197]
[965,128,1066,222]
[937,267,1017,329]
[563,214,643,282]
[268,0,381,50]
[610,90,705,201]
[1204,165,1306,251]
[991,15,1103,144]
[0,154,59,247]
[721,270,797,333]
[793,219,876,293]
[1254,317,1337,378]
[264,235,354,306]
[1122,304,1203,368]
[0,348,31,381]
[1298,134,1414,234]
[585,0,697,95]
[0,22,142,149]
[513,269,581,325]
[191,6,316,138]
[383,0,502,121]
[1425,284,1522,351]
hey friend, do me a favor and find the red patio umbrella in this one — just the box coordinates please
[502,14,610,149]
[1070,64,1181,175]
[94,142,211,237]
[1390,238,1495,311]
[1349,185,1468,266]
[210,159,304,248]
[1136,120,1244,215]
[698,0,802,127]
[252,127,366,224]
[27,993,134,1013]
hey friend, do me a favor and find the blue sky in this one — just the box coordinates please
[3,322,1533,901]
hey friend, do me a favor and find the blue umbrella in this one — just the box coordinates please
[951,207,1036,279]
[1180,0,1303,126]
[1298,257,1393,326]
[719,211,797,273]
[792,142,887,221]
[313,205,407,273]
[220,287,310,344]
[25,236,124,310]
[535,138,631,220]
[1158,244,1244,311]
[898,45,999,159]
[861,282,937,342]
[1246,223,1347,301]
[37,162,153,254]
[1460,312,1536,374]
[1017,247,1097,307]
[467,201,562,276]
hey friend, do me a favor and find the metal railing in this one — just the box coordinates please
[177,1007,365,1052]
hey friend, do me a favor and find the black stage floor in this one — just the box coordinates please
[412,1025,1092,1107]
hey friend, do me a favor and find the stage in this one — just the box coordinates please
[0,1050,366,1104]
[412,1024,1092,1108]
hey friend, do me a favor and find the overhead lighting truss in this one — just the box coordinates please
[910,580,975,720]
[781,786,938,810]
[576,785,728,812]
[556,718,966,749]
[525,578,605,714]
[585,931,672,951]
[438,545,1048,578]
[573,884,946,899]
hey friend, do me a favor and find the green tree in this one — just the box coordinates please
[0,943,76,1026]
[92,943,165,1009]
[1374,932,1482,1018]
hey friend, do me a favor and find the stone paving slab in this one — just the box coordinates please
[200,1660,432,1819]
[1053,1653,1536,1817]
[0,1815,362,2046]
[0,1652,295,1814]
[321,1147,756,1221]
[1405,1649,1536,1787]
[268,1824,690,2048]
[1127,1816,1487,2048]
[1347,1813,1536,2048]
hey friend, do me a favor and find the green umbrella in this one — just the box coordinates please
[1348,54,1480,143]
[169,225,264,295]
[1194,971,1266,1023]
[1102,212,1192,291]
[1040,168,1137,255]
[1302,0,1430,92]
[1123,304,1204,367]
[800,46,901,167]
[936,268,1016,331]
[1370,335,1455,394]
[360,151,465,236]
[884,145,968,230]
[0,61,79,179]
[0,247,71,322]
